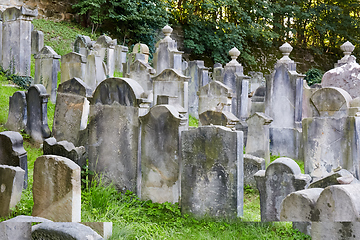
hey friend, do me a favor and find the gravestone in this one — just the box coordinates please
[311,222,360,240]
[302,80,321,119]
[212,63,223,82]
[185,60,210,117]
[199,110,239,128]
[125,58,155,94]
[31,30,44,55]
[245,112,273,165]
[254,157,311,221]
[60,52,87,84]
[73,35,93,58]
[34,46,60,103]
[2,6,37,76]
[198,80,233,115]
[5,91,27,131]
[248,71,266,94]
[53,78,92,146]
[0,11,2,63]
[115,45,128,74]
[181,126,243,218]
[86,50,107,90]
[32,155,81,222]
[139,105,187,203]
[26,84,51,144]
[244,154,265,188]
[0,165,25,218]
[0,131,28,188]
[266,43,304,159]
[133,43,150,63]
[250,86,266,115]
[95,35,117,77]
[308,169,359,189]
[153,25,183,74]
[88,77,144,192]
[123,51,147,76]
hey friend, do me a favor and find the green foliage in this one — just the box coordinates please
[189,115,198,127]
[0,66,32,89]
[305,68,323,86]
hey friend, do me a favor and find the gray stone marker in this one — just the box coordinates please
[254,157,311,221]
[139,105,187,203]
[32,155,81,222]
[181,126,244,218]
[185,60,210,118]
[0,165,25,218]
[115,44,128,74]
[25,84,51,144]
[0,131,28,188]
[32,222,103,240]
[34,46,60,103]
[199,110,239,128]
[86,49,107,90]
[245,112,273,165]
[52,77,92,146]
[125,58,155,94]
[123,51,147,76]
[266,43,304,159]
[244,154,265,188]
[248,71,266,94]
[250,86,266,115]
[311,222,360,240]
[302,80,321,119]
[153,25,183,74]
[5,91,27,131]
[88,77,144,192]
[60,52,87,84]
[95,35,117,77]
[133,43,150,63]
[308,169,359,189]
[0,11,2,63]
[2,6,37,76]
[73,34,93,58]
[31,30,44,55]
[212,63,223,81]
[198,80,233,115]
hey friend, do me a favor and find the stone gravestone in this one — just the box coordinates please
[73,34,93,58]
[0,131,28,188]
[95,35,117,77]
[302,80,321,119]
[86,49,107,90]
[181,126,244,218]
[26,84,51,144]
[53,77,92,146]
[60,52,87,84]
[125,58,155,94]
[248,71,266,94]
[0,11,2,63]
[212,63,223,82]
[266,43,304,159]
[250,86,266,115]
[133,43,150,63]
[185,60,210,118]
[34,46,60,103]
[32,155,81,222]
[0,165,25,218]
[2,6,37,76]
[243,154,265,188]
[199,110,239,128]
[31,30,44,55]
[5,91,27,131]
[115,44,128,74]
[88,77,144,193]
[254,157,311,221]
[139,105,187,203]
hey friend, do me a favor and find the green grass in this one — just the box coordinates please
[189,115,199,127]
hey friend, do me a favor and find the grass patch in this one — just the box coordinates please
[189,115,198,127]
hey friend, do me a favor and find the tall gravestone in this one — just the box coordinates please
[115,44,128,74]
[53,78,92,146]
[5,91,27,131]
[73,35,93,58]
[26,84,51,144]
[139,105,187,203]
[125,58,155,95]
[86,49,107,90]
[181,126,244,218]
[250,86,266,115]
[88,77,145,192]
[248,71,266,94]
[2,6,37,76]
[95,35,117,77]
[266,43,304,159]
[60,52,87,84]
[31,30,44,55]
[34,46,60,103]
[0,11,2,63]
[0,131,27,188]
[212,63,223,82]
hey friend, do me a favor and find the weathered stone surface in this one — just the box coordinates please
[81,222,112,240]
[32,222,103,240]
[311,222,360,240]
[250,86,266,115]
[95,35,116,77]
[5,91,27,131]
[248,71,266,94]
[139,105,186,203]
[60,52,87,83]
[73,35,93,58]
[125,58,155,94]
[199,110,239,128]
[5,215,52,223]
[254,157,311,221]
[32,155,81,222]
[243,154,265,188]
[302,80,321,119]
[181,126,243,218]
[212,63,223,81]
[0,131,27,188]
[115,44,128,73]
[31,30,44,55]
[85,50,107,89]
[0,221,31,240]
[0,165,24,218]
[309,169,359,189]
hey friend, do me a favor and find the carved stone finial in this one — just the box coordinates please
[278,42,293,63]
[162,25,173,38]
[341,41,355,58]
[226,47,241,66]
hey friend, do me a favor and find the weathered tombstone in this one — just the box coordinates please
[125,58,155,94]
[266,43,304,159]
[31,30,44,55]
[302,80,321,119]
[311,222,360,240]
[25,84,51,144]
[153,25,183,74]
[250,86,266,115]
[52,78,91,146]
[243,154,265,188]
[185,60,210,117]
[245,112,273,165]
[0,11,2,63]
[95,35,117,77]
[139,105,187,203]
[73,34,93,58]
[123,51,146,76]
[248,71,266,94]
[115,44,128,74]
[0,131,28,188]
[254,157,311,221]
[133,43,150,63]
[34,46,60,103]
[308,169,359,189]
[181,126,244,218]
[199,110,239,128]
[212,63,223,82]
[88,77,144,192]
[81,222,113,240]
[0,165,25,218]
[60,52,87,84]
[198,80,233,115]
[32,155,81,222]
[5,91,27,131]
[2,6,37,76]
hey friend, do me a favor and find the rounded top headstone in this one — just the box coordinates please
[162,25,173,37]
[340,41,355,57]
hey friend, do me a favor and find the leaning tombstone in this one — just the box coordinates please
[0,131,28,188]
[32,155,81,222]
[25,84,51,144]
[34,46,60,103]
[181,126,244,218]
[199,110,239,128]
[0,165,25,218]
[5,91,27,131]
[254,157,311,221]
[60,52,87,84]
[31,30,44,55]
[243,154,265,188]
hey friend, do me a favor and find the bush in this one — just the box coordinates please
[304,68,323,86]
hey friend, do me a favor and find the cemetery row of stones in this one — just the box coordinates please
[2,4,360,240]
